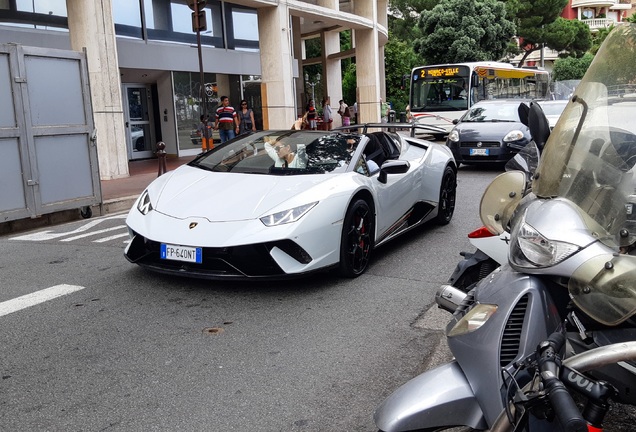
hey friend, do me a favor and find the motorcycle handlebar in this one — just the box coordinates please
[538,333,588,432]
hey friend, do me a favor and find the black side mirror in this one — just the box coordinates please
[378,160,410,184]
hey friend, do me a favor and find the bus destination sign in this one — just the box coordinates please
[420,67,460,78]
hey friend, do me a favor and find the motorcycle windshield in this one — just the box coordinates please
[569,254,636,326]
[533,24,636,249]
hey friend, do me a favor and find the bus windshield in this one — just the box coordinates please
[411,66,470,113]
[408,62,550,134]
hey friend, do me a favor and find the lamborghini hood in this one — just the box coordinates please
[149,165,332,221]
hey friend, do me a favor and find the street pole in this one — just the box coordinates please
[194,1,206,121]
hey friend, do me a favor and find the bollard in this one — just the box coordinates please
[388,110,396,132]
[157,141,167,177]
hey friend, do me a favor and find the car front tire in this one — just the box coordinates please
[435,166,456,225]
[339,199,374,278]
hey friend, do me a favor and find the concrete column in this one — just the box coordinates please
[378,0,388,102]
[321,30,343,127]
[291,16,304,119]
[258,5,297,129]
[354,1,382,123]
[67,0,128,180]
[317,0,342,126]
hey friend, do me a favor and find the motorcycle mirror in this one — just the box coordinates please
[527,102,550,152]
[479,171,526,235]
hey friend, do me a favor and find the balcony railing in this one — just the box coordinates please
[583,18,626,30]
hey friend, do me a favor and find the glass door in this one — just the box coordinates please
[123,84,154,160]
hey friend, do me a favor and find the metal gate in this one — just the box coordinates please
[0,44,101,223]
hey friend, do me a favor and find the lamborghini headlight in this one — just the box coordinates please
[509,218,579,268]
[448,304,498,337]
[137,190,153,215]
[260,202,318,227]
[503,130,524,142]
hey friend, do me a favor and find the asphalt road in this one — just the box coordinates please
[4,162,630,431]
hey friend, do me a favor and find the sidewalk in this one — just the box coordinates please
[0,156,195,236]
[99,155,195,214]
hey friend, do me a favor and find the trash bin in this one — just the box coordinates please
[388,110,396,122]
[399,112,406,123]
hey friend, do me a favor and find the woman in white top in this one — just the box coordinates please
[322,96,333,130]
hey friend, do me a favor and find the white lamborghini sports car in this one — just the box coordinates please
[124,125,457,280]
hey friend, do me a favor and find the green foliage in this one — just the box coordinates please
[414,0,516,64]
[384,36,426,113]
[590,26,613,54]
[342,62,357,106]
[585,24,636,87]
[513,0,591,65]
[388,0,438,41]
[543,18,591,56]
[551,53,594,80]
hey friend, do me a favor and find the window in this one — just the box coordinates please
[145,0,223,47]
[0,0,67,30]
[225,5,259,50]
[173,71,219,151]
[113,0,142,38]
[16,0,66,15]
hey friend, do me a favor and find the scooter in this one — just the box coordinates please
[374,24,636,432]
[436,118,542,313]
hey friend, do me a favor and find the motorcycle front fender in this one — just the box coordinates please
[374,360,488,432]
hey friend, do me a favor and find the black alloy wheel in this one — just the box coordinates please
[435,166,457,225]
[339,199,374,277]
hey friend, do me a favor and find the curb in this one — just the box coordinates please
[0,195,138,236]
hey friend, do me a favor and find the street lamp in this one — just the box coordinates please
[305,72,321,101]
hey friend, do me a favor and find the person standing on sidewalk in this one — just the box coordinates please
[198,114,213,151]
[305,99,318,130]
[214,96,239,143]
[322,96,333,131]
[237,99,256,135]
[338,99,351,129]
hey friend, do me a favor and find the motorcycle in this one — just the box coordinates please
[374,23,636,432]
[437,109,544,313]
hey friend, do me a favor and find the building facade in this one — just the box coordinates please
[0,0,388,180]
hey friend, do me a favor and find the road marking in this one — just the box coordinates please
[0,284,85,318]
[94,232,129,243]
[60,225,125,242]
[10,213,127,242]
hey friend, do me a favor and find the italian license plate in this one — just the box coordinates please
[160,243,202,263]
[470,148,489,156]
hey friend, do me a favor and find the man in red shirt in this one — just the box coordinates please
[214,96,239,143]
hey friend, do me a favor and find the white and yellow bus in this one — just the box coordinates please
[409,62,550,138]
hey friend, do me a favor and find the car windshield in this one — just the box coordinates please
[460,103,520,122]
[537,101,568,116]
[188,130,361,175]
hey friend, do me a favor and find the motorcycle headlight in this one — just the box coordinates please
[137,190,153,215]
[260,202,318,226]
[448,304,498,337]
[509,216,579,268]
[503,130,524,142]
[448,129,460,143]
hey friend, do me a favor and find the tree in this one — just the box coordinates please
[388,0,438,41]
[512,0,592,66]
[384,36,426,113]
[414,0,516,64]
[551,52,594,81]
